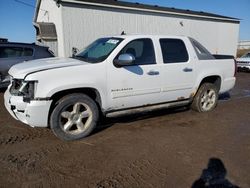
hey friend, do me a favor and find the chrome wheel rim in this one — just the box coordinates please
[200,89,216,111]
[60,102,93,135]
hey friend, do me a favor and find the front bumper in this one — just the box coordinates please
[4,89,52,128]
[237,64,250,71]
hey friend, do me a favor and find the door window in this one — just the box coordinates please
[160,39,189,63]
[117,38,156,65]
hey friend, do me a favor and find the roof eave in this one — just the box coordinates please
[59,0,240,24]
[33,0,42,22]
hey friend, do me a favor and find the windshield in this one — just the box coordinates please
[73,37,123,63]
[242,53,250,58]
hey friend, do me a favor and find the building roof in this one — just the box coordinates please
[34,0,240,23]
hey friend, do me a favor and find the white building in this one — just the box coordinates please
[33,0,240,57]
[238,41,250,50]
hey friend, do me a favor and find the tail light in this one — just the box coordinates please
[234,58,237,76]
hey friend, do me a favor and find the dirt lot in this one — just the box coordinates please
[0,73,250,188]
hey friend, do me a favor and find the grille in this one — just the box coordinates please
[237,61,250,65]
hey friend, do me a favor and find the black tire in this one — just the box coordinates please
[50,94,99,141]
[191,83,219,113]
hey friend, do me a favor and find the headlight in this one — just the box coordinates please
[10,79,37,102]
[21,81,37,103]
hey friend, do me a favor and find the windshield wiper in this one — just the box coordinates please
[71,55,99,63]
[72,56,87,61]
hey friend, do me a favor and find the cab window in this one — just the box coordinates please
[160,39,189,63]
[117,38,156,65]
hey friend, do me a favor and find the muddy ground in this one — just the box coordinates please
[0,73,250,188]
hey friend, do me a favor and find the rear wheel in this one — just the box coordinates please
[191,83,219,112]
[50,94,99,141]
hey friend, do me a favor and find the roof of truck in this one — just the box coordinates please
[107,34,189,39]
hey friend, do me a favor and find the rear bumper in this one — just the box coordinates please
[220,77,236,94]
[4,89,52,128]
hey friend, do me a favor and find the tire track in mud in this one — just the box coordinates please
[0,142,70,171]
[0,130,50,145]
[95,159,168,188]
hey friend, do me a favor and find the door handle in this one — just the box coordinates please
[183,67,193,72]
[147,70,159,75]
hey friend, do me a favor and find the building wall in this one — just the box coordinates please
[60,4,239,57]
[37,0,65,56]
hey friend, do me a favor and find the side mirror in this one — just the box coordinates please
[72,47,79,57]
[114,54,135,67]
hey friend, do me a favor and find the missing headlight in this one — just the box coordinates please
[21,81,37,103]
[10,79,37,103]
[10,79,23,95]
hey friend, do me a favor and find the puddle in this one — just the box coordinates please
[219,92,231,101]
[220,90,250,102]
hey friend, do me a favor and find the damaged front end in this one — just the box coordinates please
[4,78,52,128]
[10,79,37,103]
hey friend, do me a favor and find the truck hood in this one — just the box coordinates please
[9,57,87,79]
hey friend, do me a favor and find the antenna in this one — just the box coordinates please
[121,31,126,35]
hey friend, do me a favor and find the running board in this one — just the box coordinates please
[106,100,190,118]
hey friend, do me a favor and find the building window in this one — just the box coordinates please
[160,39,189,63]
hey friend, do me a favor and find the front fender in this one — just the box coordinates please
[25,63,108,109]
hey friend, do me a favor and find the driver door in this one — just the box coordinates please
[107,38,163,110]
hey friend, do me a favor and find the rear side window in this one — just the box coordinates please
[160,39,189,63]
[189,38,214,60]
[23,48,33,56]
[0,47,33,58]
[117,38,156,65]
[0,47,23,58]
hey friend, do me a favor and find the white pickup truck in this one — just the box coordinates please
[237,52,250,71]
[4,35,236,141]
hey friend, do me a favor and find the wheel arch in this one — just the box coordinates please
[199,75,222,91]
[191,75,222,99]
[48,87,103,126]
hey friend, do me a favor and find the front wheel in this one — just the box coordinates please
[191,83,219,112]
[50,94,99,141]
